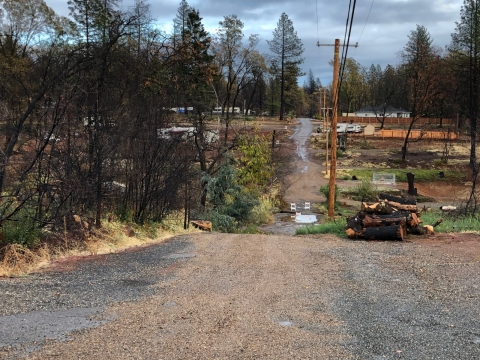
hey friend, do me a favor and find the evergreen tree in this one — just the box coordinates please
[173,0,192,43]
[267,12,304,120]
[180,8,215,105]
[400,25,442,160]
[67,0,121,47]
[451,0,480,168]
[266,60,281,116]
[338,58,366,114]
[303,69,320,95]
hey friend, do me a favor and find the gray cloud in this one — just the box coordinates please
[44,0,464,85]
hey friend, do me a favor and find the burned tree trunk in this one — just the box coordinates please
[363,215,407,228]
[378,193,416,205]
[386,201,418,212]
[364,224,405,241]
[406,172,417,196]
[409,225,434,235]
[361,202,395,214]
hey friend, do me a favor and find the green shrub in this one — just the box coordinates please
[320,184,339,205]
[203,155,259,230]
[353,180,378,202]
[116,206,133,222]
[250,196,276,225]
[287,110,296,119]
[142,222,158,239]
[207,211,236,232]
[2,217,42,248]
[360,138,375,149]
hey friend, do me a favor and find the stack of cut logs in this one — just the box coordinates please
[346,193,441,241]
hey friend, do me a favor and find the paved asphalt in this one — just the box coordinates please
[0,236,193,353]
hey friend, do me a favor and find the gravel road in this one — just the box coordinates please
[1,233,480,359]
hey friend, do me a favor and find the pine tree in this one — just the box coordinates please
[451,0,480,168]
[173,0,192,43]
[400,25,442,160]
[67,0,120,47]
[267,13,304,120]
[303,69,320,95]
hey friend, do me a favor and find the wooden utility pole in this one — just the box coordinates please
[317,40,358,219]
[328,39,340,220]
[318,89,331,175]
[323,89,329,176]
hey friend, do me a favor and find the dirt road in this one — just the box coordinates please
[283,118,326,204]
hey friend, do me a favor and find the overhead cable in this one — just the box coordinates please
[338,0,357,97]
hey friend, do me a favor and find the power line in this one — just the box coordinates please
[339,0,354,86]
[354,0,375,56]
[338,0,357,97]
[340,0,353,80]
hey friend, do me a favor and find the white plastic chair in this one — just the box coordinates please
[290,203,296,211]
[304,202,311,210]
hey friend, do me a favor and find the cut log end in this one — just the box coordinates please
[345,228,358,239]
[425,225,434,234]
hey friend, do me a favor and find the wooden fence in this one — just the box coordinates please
[379,129,457,140]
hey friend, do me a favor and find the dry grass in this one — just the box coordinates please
[0,243,51,277]
[0,212,201,277]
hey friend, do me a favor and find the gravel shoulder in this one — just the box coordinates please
[2,233,480,359]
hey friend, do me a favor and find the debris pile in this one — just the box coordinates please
[345,193,442,240]
[190,220,212,232]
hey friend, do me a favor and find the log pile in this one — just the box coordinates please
[346,193,440,241]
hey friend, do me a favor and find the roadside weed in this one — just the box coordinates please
[296,218,346,236]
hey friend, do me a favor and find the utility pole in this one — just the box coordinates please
[317,40,358,219]
[321,89,330,176]
[328,39,340,220]
[323,89,328,175]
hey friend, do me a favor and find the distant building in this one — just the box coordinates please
[355,104,411,118]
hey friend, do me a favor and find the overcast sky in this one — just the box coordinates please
[45,0,464,86]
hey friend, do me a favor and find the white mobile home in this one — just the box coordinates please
[355,105,411,118]
[337,123,348,133]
